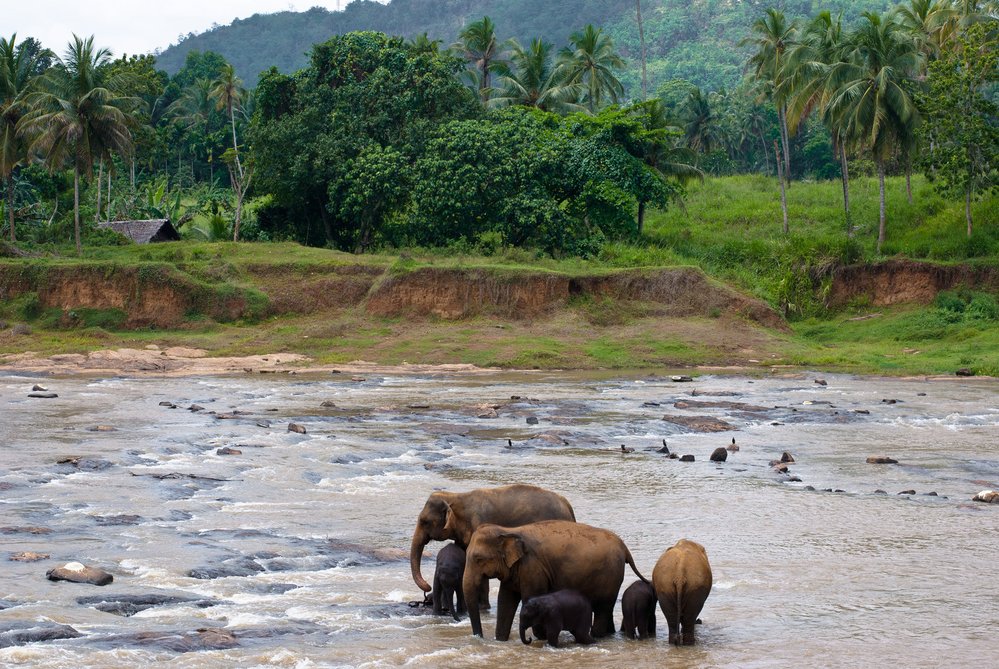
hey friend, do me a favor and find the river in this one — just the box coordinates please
[1,370,997,668]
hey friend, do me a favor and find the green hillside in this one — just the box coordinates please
[154,0,891,92]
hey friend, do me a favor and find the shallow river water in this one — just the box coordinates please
[1,370,997,668]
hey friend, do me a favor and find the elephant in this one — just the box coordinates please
[462,520,648,641]
[432,543,466,621]
[519,589,595,647]
[620,580,657,639]
[652,538,712,645]
[409,483,576,602]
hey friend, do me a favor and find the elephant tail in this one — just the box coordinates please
[624,547,650,584]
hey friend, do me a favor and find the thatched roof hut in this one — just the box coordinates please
[98,219,180,244]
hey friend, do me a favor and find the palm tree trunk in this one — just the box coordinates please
[637,200,646,235]
[7,177,15,244]
[759,129,771,175]
[877,160,886,254]
[775,140,788,234]
[229,104,243,181]
[74,166,81,255]
[107,167,112,221]
[778,104,791,183]
[95,160,103,223]
[966,185,973,237]
[905,158,913,205]
[636,0,648,101]
[840,142,851,238]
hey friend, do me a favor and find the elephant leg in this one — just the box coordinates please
[456,585,467,616]
[532,623,547,641]
[659,595,680,645]
[574,618,595,645]
[432,574,444,615]
[494,582,521,641]
[478,578,490,610]
[590,600,614,638]
[622,611,636,639]
[648,609,657,638]
[546,623,563,648]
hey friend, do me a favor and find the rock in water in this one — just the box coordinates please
[31,384,47,391]
[780,451,795,463]
[28,392,58,398]
[972,490,999,504]
[866,456,899,464]
[288,423,307,434]
[709,447,727,462]
[679,454,695,462]
[217,447,242,456]
[46,562,114,586]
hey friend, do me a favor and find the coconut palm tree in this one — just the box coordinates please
[1,34,49,243]
[210,64,250,240]
[490,38,584,113]
[743,8,797,181]
[681,87,725,154]
[893,0,959,59]
[557,25,626,114]
[18,35,136,254]
[454,16,502,105]
[826,13,922,253]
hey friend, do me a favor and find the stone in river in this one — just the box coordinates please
[866,456,899,464]
[28,392,58,398]
[780,451,795,463]
[671,375,694,382]
[972,490,999,504]
[898,490,916,496]
[217,447,242,456]
[661,415,735,433]
[10,551,50,562]
[679,454,695,462]
[288,423,307,434]
[709,447,727,462]
[46,562,114,586]
[526,416,539,425]
[0,621,82,648]
[77,592,222,617]
[87,425,116,432]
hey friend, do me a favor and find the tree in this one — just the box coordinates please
[210,63,249,240]
[454,17,502,105]
[920,23,998,236]
[635,0,649,101]
[490,38,583,114]
[826,13,922,253]
[557,25,626,114]
[1,34,49,242]
[893,0,958,60]
[681,87,724,154]
[19,35,137,254]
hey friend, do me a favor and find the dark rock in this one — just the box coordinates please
[10,551,50,562]
[28,392,58,398]
[57,456,114,471]
[94,514,141,526]
[661,415,735,432]
[833,489,845,493]
[925,491,938,496]
[874,490,887,494]
[956,368,974,377]
[0,621,82,648]
[917,392,927,396]
[642,401,661,407]
[47,562,114,586]
[674,399,769,411]
[709,447,728,462]
[288,423,307,434]
[32,384,47,391]
[320,400,337,407]
[972,490,999,504]
[216,447,242,456]
[158,401,176,407]
[526,416,539,425]
[787,476,802,482]
[866,456,899,464]
[188,556,264,579]
[803,486,815,491]
[813,379,827,386]
[881,399,898,404]
[853,409,870,415]
[77,593,222,617]
[771,463,789,473]
[671,375,694,382]
[105,628,238,652]
[780,451,795,463]
[679,454,695,462]
[87,425,116,432]
[898,490,916,496]
[188,404,204,412]
[1,525,52,535]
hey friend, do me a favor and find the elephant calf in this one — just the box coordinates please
[652,539,712,645]
[432,543,466,621]
[519,590,595,648]
[620,580,657,639]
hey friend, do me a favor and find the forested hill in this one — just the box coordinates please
[155,0,892,92]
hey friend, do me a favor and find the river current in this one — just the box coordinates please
[1,370,997,668]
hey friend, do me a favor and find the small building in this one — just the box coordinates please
[98,219,181,244]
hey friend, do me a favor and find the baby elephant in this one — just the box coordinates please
[432,543,467,621]
[519,589,595,648]
[652,539,712,645]
[620,580,657,639]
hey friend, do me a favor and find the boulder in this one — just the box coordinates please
[898,490,916,495]
[662,415,735,433]
[46,562,114,586]
[28,392,58,398]
[320,400,337,407]
[972,490,999,504]
[709,447,728,462]
[0,621,82,648]
[866,456,898,464]
[288,423,307,434]
[780,452,795,463]
[217,447,242,456]
[679,454,695,462]
[526,416,539,425]
[87,425,117,432]
[671,375,694,382]
[77,592,222,617]
[956,368,974,377]
[10,551,49,562]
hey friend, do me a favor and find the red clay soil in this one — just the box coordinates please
[828,260,999,307]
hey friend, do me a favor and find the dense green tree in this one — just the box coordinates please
[920,23,998,235]
[557,25,626,114]
[19,35,138,253]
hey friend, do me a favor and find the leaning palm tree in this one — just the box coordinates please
[556,25,626,114]
[743,8,797,181]
[490,38,584,113]
[209,64,250,240]
[18,35,136,254]
[454,16,502,105]
[1,34,49,243]
[826,13,922,253]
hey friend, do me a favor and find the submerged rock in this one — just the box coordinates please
[0,621,82,648]
[10,551,50,562]
[46,562,114,586]
[217,447,243,455]
[866,456,899,464]
[679,454,695,462]
[288,423,307,434]
[709,447,728,462]
[77,592,222,617]
[28,392,58,398]
[662,415,735,432]
[972,490,999,504]
[780,451,795,463]
[188,556,265,579]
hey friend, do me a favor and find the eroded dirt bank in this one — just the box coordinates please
[827,259,999,307]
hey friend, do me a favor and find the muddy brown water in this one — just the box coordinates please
[1,371,997,668]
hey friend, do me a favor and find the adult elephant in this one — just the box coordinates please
[462,520,648,641]
[652,538,712,645]
[410,484,575,595]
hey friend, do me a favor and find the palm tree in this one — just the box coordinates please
[18,35,136,254]
[635,0,649,101]
[893,0,958,59]
[406,33,442,54]
[826,13,922,253]
[1,34,49,243]
[743,8,797,181]
[454,16,502,105]
[209,64,250,240]
[557,25,626,114]
[490,38,584,113]
[681,87,724,154]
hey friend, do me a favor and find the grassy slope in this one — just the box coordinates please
[1,176,997,375]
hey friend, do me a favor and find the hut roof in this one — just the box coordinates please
[98,219,180,244]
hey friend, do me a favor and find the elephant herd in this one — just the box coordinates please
[409,483,712,648]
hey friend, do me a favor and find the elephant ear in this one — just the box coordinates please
[499,533,525,569]
[442,502,456,534]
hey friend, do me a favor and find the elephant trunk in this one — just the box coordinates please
[410,530,432,593]
[463,572,483,637]
[520,618,533,644]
